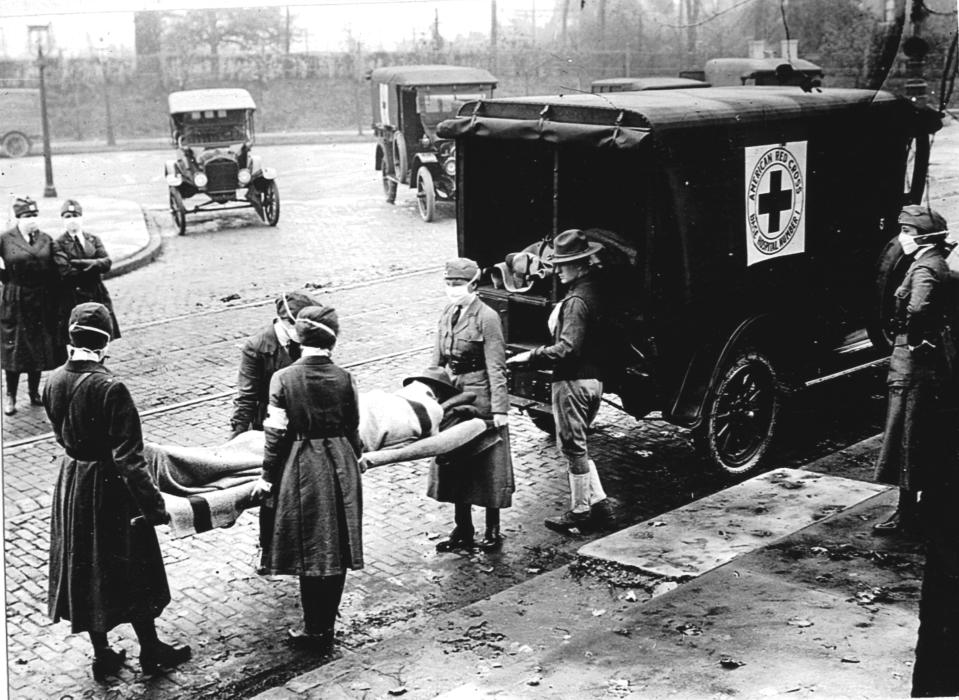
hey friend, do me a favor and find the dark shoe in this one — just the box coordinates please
[590,499,615,529]
[92,648,126,682]
[873,509,902,534]
[544,509,592,534]
[478,526,503,552]
[435,527,475,552]
[140,641,191,675]
[29,393,43,406]
[3,395,15,416]
[287,628,334,654]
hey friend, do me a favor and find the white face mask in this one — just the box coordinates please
[286,325,300,344]
[17,217,39,236]
[64,216,83,234]
[445,284,472,303]
[898,233,920,256]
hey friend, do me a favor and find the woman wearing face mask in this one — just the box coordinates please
[429,258,514,553]
[874,204,957,535]
[0,195,66,415]
[52,199,121,344]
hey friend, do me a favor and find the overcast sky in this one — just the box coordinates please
[0,0,546,56]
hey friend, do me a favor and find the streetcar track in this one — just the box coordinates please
[4,343,432,452]
[121,265,442,332]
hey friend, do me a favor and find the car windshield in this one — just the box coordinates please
[417,91,489,116]
[176,109,250,146]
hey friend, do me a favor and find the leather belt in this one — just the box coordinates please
[448,357,485,375]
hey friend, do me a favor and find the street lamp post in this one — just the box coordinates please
[36,43,57,198]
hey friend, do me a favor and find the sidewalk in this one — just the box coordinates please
[12,194,160,278]
[257,465,923,699]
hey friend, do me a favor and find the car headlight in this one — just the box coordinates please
[195,172,208,188]
[238,168,252,185]
[444,158,456,177]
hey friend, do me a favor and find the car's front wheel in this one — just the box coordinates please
[169,187,187,236]
[696,348,782,478]
[416,168,436,222]
[262,180,280,226]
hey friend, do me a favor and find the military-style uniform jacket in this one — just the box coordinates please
[530,275,606,382]
[875,246,957,491]
[231,322,298,433]
[52,230,121,339]
[429,295,514,508]
[44,360,170,634]
[259,356,364,577]
[0,227,65,371]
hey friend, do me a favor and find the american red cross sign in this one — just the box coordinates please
[744,141,807,267]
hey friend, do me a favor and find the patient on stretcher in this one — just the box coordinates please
[145,367,495,537]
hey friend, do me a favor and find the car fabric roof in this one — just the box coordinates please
[168,88,256,114]
[705,57,823,74]
[591,77,710,90]
[369,64,497,86]
[437,87,905,151]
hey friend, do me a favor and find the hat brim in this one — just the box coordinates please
[545,240,604,263]
[403,375,460,402]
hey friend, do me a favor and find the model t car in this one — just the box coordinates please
[164,88,279,235]
[370,65,496,222]
[438,85,938,477]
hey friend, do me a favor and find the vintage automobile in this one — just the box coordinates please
[0,88,41,158]
[590,76,710,93]
[437,86,938,476]
[164,88,279,235]
[370,65,496,222]
[704,57,824,88]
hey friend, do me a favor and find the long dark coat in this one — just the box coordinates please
[52,230,121,339]
[428,296,514,508]
[230,323,296,433]
[875,247,956,492]
[0,227,66,372]
[259,356,364,577]
[44,360,170,634]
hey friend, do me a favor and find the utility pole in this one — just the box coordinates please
[490,0,498,74]
[36,43,57,198]
[99,54,116,146]
[902,0,929,107]
[285,6,291,55]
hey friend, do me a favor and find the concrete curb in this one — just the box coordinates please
[49,131,373,156]
[103,206,163,280]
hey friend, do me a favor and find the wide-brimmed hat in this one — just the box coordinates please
[276,291,320,323]
[545,229,604,263]
[60,199,83,217]
[295,305,339,348]
[444,257,480,282]
[12,196,38,218]
[403,366,460,403]
[68,302,113,349]
[899,205,948,237]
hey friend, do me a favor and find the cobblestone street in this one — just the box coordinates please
[0,138,923,698]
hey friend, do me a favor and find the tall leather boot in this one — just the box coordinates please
[27,372,42,406]
[436,503,475,552]
[874,489,919,535]
[3,371,18,416]
[479,508,503,552]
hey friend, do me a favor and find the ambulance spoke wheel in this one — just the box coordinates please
[417,168,436,222]
[262,180,280,226]
[699,349,781,477]
[379,146,397,204]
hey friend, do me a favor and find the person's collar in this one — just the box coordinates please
[273,318,292,345]
[70,230,83,240]
[301,346,331,358]
[69,347,102,362]
[915,245,936,260]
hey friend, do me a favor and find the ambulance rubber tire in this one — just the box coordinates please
[697,348,781,478]
[527,411,556,437]
[262,180,280,226]
[2,131,31,158]
[417,168,436,223]
[380,146,397,204]
[169,188,187,236]
[392,136,408,186]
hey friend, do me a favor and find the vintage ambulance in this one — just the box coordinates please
[437,86,939,476]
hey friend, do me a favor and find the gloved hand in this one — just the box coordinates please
[493,413,509,428]
[250,478,272,503]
